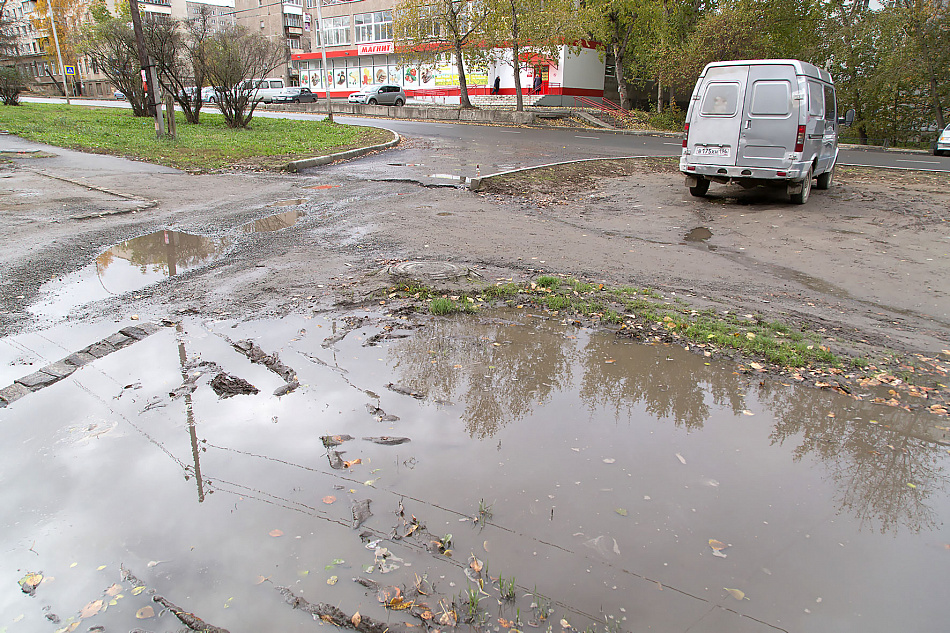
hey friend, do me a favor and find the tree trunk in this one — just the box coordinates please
[657,80,663,113]
[511,0,523,112]
[454,40,473,108]
[613,44,632,110]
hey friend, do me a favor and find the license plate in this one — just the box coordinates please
[694,146,730,157]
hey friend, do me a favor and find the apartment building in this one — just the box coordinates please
[232,0,311,87]
[284,0,606,105]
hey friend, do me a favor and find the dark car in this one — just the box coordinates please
[273,87,318,104]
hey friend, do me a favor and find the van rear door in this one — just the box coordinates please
[688,65,748,166]
[737,64,798,169]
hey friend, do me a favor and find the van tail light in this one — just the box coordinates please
[683,123,689,148]
[794,125,806,152]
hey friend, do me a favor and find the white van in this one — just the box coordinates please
[680,59,853,204]
[240,77,286,103]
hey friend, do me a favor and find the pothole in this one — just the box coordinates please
[684,227,712,243]
[242,210,305,233]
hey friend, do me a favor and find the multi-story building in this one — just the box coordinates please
[231,0,311,87]
[281,0,606,105]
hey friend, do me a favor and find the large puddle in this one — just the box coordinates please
[29,230,230,319]
[1,309,948,632]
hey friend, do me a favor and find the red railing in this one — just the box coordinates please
[571,94,635,125]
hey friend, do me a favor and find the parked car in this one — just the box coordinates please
[934,125,950,156]
[239,77,286,103]
[347,84,406,106]
[273,87,318,104]
[680,59,854,204]
[114,90,126,100]
[201,86,220,103]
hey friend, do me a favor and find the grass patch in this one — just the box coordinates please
[0,103,391,171]
[429,296,475,315]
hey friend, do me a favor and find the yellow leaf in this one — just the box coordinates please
[328,576,338,585]
[560,618,572,629]
[97,565,107,571]
[105,583,122,596]
[269,529,284,537]
[322,495,337,504]
[131,586,146,596]
[469,554,483,573]
[344,459,362,469]
[352,611,362,626]
[135,606,155,619]
[724,588,746,600]
[708,539,727,551]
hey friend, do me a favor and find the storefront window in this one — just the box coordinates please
[315,15,350,46]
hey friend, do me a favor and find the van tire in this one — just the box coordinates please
[789,168,813,204]
[815,165,834,190]
[688,177,710,197]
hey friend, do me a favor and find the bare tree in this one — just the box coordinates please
[203,24,285,128]
[145,8,216,124]
[81,16,150,116]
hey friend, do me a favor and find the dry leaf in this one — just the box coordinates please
[105,583,122,596]
[560,618,572,629]
[269,529,284,537]
[131,586,146,596]
[322,495,337,504]
[469,555,483,572]
[352,612,362,626]
[255,575,270,585]
[708,539,727,550]
[344,459,362,468]
[742,410,755,416]
[675,453,686,464]
[328,576,339,585]
[136,606,155,619]
[724,588,746,600]
[80,599,103,618]
[603,458,616,464]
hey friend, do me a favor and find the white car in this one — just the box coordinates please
[934,126,950,156]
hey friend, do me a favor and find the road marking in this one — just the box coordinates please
[896,159,940,164]
[575,135,600,139]
[500,130,521,134]
[663,142,681,146]
[838,162,950,173]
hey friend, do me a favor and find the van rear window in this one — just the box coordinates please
[750,81,791,116]
[700,83,739,116]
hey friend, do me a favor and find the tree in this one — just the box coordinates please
[393,0,492,108]
[887,0,948,130]
[582,0,660,110]
[144,9,216,124]
[482,0,572,111]
[0,65,26,104]
[203,24,285,128]
[31,0,86,94]
[81,13,150,115]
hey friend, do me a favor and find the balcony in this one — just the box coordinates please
[141,0,171,6]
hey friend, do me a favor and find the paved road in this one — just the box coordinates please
[24,96,950,178]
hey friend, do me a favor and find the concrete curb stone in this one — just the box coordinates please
[285,130,401,172]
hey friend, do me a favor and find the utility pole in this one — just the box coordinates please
[312,0,333,123]
[46,1,69,104]
[128,0,165,138]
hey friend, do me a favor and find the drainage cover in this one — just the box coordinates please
[388,261,470,280]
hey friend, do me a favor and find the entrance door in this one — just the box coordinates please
[737,64,798,169]
[687,65,748,166]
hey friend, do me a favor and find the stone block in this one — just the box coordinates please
[65,351,96,367]
[43,360,77,379]
[0,382,31,404]
[85,342,114,358]
[119,326,148,340]
[16,370,60,389]
[104,332,133,348]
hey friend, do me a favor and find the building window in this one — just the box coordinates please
[316,15,350,46]
[354,11,392,43]
[287,37,301,49]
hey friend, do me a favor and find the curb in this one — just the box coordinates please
[285,130,400,172]
[469,155,655,192]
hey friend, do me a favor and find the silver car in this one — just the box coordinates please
[348,84,406,106]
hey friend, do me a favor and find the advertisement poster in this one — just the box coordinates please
[434,63,457,87]
[300,73,310,87]
[403,66,418,87]
[388,66,400,85]
[309,71,321,89]
[335,69,346,87]
[362,68,372,85]
[420,65,434,87]
[348,69,359,87]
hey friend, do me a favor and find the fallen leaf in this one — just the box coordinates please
[675,453,686,464]
[105,583,122,596]
[18,572,43,593]
[742,410,754,416]
[136,606,155,619]
[907,483,917,489]
[322,496,337,504]
[724,587,746,600]
[255,575,270,585]
[708,539,727,550]
[131,586,146,596]
[615,508,628,517]
[499,617,513,627]
[269,529,284,537]
[328,576,338,585]
[469,555,483,573]
[80,599,103,618]
[352,612,361,626]
[560,618,572,629]
[603,458,616,464]
[344,459,362,468]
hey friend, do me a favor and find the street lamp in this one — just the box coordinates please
[46,0,69,104]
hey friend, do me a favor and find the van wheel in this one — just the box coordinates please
[688,177,710,197]
[789,167,813,204]
[394,98,404,107]
[368,98,377,105]
[815,165,834,190]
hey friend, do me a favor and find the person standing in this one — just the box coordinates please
[491,76,501,95]
[533,72,542,94]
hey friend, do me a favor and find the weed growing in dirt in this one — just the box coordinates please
[477,498,493,522]
[460,587,483,622]
[429,297,476,315]
[537,276,561,290]
[499,576,517,602]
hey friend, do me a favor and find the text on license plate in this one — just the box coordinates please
[694,146,730,157]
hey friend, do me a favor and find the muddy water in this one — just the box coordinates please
[29,230,229,319]
[1,309,948,633]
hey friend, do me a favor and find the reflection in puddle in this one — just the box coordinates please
[268,198,307,207]
[241,210,305,233]
[2,310,948,632]
[29,230,229,318]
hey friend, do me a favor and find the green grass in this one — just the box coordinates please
[429,296,475,315]
[0,103,391,171]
